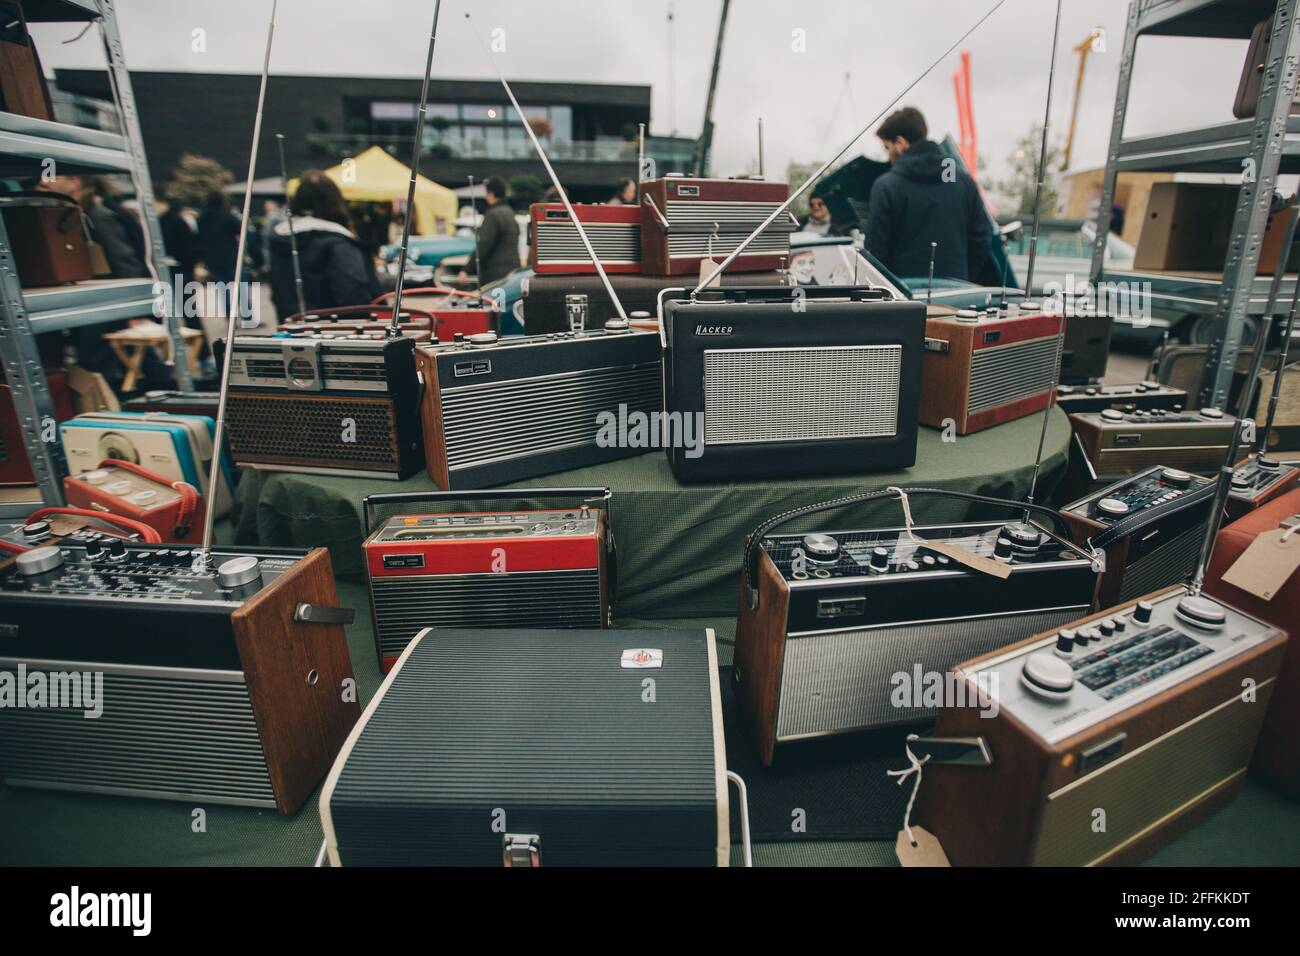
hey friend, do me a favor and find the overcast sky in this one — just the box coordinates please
[33,0,1252,209]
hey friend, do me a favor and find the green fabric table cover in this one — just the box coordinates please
[230,409,1077,620]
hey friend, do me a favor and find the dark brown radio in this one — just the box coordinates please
[639,177,793,276]
[1069,407,1240,477]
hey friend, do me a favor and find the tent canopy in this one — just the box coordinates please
[287,146,457,235]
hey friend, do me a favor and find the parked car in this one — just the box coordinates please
[1000,218,1135,296]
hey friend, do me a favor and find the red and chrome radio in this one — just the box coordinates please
[919,304,1064,435]
[361,488,614,670]
[529,203,641,274]
[63,458,205,545]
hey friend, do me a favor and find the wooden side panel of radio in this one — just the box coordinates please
[918,320,975,432]
[414,346,451,489]
[1060,509,1120,607]
[733,548,791,767]
[232,547,359,815]
[917,588,1288,865]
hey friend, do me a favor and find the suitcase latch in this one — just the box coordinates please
[502,833,542,867]
[923,337,949,354]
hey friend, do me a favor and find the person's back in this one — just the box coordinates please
[470,177,521,286]
[197,194,241,279]
[864,107,989,282]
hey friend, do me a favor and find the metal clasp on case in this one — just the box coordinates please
[293,603,356,625]
[565,293,588,332]
[923,337,950,354]
[502,833,541,867]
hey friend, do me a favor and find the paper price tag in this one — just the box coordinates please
[920,539,1013,580]
[698,256,721,288]
[1221,529,1300,601]
[896,826,951,867]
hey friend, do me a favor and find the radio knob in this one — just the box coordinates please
[16,545,64,576]
[801,533,840,563]
[1098,619,1116,637]
[1133,599,1155,625]
[21,521,51,541]
[1159,468,1192,488]
[1258,456,1281,471]
[1198,407,1224,420]
[603,317,631,333]
[993,536,1013,561]
[468,332,499,348]
[1054,629,1077,657]
[1113,615,1128,632]
[1000,521,1042,553]
[1096,497,1129,518]
[955,309,980,322]
[869,546,890,571]
[1174,594,1226,631]
[217,555,262,589]
[1101,408,1124,422]
[107,538,127,560]
[1231,470,1251,488]
[84,469,110,485]
[1084,386,1099,395]
[1021,651,1075,700]
[84,539,103,559]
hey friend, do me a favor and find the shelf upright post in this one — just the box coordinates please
[1199,0,1300,411]
[97,0,194,391]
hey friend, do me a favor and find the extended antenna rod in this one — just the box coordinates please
[275,133,307,320]
[757,117,764,178]
[1187,416,1252,598]
[692,0,1007,296]
[1258,263,1300,456]
[466,14,628,320]
[637,122,646,183]
[926,243,936,306]
[201,0,278,562]
[387,0,443,338]
[1022,0,1066,512]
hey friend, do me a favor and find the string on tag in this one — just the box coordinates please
[886,486,920,543]
[1283,523,1299,543]
[886,733,930,847]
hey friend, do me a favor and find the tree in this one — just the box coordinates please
[508,173,543,209]
[991,125,1061,217]
[786,159,828,222]
[163,153,234,206]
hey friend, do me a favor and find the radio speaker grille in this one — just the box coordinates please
[776,608,1086,740]
[968,335,1059,415]
[535,222,640,263]
[226,393,400,470]
[371,569,604,658]
[0,663,276,807]
[703,346,901,445]
[440,364,661,472]
[1117,524,1202,603]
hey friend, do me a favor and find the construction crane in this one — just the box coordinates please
[693,0,731,177]
[1062,29,1102,170]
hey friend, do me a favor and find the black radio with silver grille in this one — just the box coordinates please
[734,488,1099,764]
[415,323,661,489]
[215,332,425,480]
[0,541,358,814]
[660,285,923,482]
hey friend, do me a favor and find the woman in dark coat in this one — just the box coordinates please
[269,171,379,320]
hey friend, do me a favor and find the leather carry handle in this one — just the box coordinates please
[1088,479,1219,552]
[95,458,202,540]
[743,487,1075,610]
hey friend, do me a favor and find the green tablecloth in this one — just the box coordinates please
[230,409,1076,620]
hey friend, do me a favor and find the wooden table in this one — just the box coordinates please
[102,327,203,392]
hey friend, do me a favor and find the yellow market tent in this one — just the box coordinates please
[288,145,457,235]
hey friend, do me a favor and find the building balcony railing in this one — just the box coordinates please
[302,133,696,170]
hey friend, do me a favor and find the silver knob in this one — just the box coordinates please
[604,317,630,333]
[1021,651,1075,700]
[468,332,499,348]
[1096,497,1129,517]
[1198,407,1224,420]
[801,533,840,563]
[1101,408,1124,422]
[16,545,64,576]
[217,555,262,589]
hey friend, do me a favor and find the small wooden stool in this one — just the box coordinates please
[103,327,204,392]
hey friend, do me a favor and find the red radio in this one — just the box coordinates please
[371,289,500,342]
[0,368,76,485]
[0,507,161,556]
[277,304,435,341]
[63,458,205,545]
[362,488,613,671]
[528,203,641,274]
[639,176,793,276]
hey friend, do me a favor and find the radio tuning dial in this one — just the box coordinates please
[217,555,262,589]
[16,545,64,576]
[1159,468,1192,488]
[1096,497,1129,518]
[1174,594,1226,631]
[869,546,889,571]
[801,533,840,563]
[1021,651,1074,700]
[21,521,51,541]
[468,332,499,348]
[1133,599,1154,625]
[106,538,127,560]
[1101,408,1124,422]
[604,318,631,334]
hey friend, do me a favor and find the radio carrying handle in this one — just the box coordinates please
[743,487,1077,610]
[1087,478,1219,552]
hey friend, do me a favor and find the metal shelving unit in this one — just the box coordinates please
[0,0,191,519]
[1089,0,1300,410]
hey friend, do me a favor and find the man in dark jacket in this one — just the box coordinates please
[864,107,989,282]
[463,177,520,286]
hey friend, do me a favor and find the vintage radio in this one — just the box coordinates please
[60,411,234,518]
[277,305,435,342]
[734,488,1099,765]
[216,331,424,480]
[639,176,793,275]
[361,488,614,671]
[1205,489,1300,799]
[1057,310,1113,385]
[0,367,76,484]
[0,2,53,120]
[64,459,205,545]
[0,193,92,286]
[919,305,1063,435]
[0,542,359,813]
[370,290,501,342]
[528,202,641,274]
[660,285,923,482]
[1062,465,1216,607]
[915,586,1287,865]
[416,322,661,489]
[0,513,155,556]
[522,270,787,334]
[1227,455,1300,518]
[1055,381,1187,415]
[1069,406,1239,477]
[320,626,740,866]
[123,389,221,420]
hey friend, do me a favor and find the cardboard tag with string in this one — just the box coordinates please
[698,222,722,288]
[887,487,1013,580]
[888,734,952,867]
[1221,524,1300,601]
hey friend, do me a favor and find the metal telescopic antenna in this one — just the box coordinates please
[1021,0,1066,514]
[691,0,1007,296]
[275,133,307,320]
[387,0,443,338]
[757,117,764,178]
[466,14,628,320]
[926,242,936,306]
[637,122,646,183]
[1023,0,1063,300]
[467,174,480,293]
[1259,261,1300,456]
[201,0,277,563]
[1156,329,1170,381]
[1186,416,1252,598]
